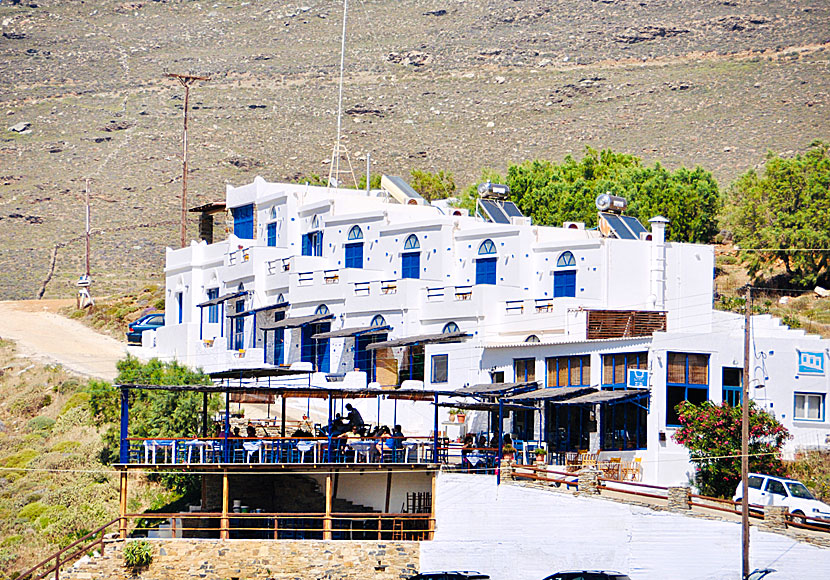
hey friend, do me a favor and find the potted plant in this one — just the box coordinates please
[123,539,153,571]
[533,447,547,464]
[448,408,464,423]
[502,443,515,462]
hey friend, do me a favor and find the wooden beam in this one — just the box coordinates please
[119,470,128,539]
[384,471,392,513]
[220,470,229,540]
[429,471,437,540]
[323,474,332,540]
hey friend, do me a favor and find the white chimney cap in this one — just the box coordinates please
[649,216,670,224]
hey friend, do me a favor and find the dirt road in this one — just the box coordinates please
[0,300,125,380]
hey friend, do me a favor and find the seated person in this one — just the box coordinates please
[476,434,487,449]
[323,413,349,437]
[246,424,257,438]
[374,426,393,460]
[461,433,475,464]
[391,425,405,449]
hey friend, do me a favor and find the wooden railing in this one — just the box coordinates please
[17,517,120,580]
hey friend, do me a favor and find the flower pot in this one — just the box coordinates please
[456,413,466,423]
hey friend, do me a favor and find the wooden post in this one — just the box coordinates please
[384,471,392,513]
[741,286,752,579]
[323,474,332,540]
[119,470,128,539]
[429,471,437,540]
[220,470,229,540]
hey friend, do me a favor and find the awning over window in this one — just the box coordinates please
[550,388,650,406]
[505,386,595,401]
[197,291,246,308]
[365,331,471,350]
[311,325,391,340]
[260,313,334,331]
[227,302,289,319]
[454,381,538,396]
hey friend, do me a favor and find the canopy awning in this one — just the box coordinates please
[550,388,650,406]
[436,401,534,412]
[227,302,289,319]
[454,381,538,396]
[366,331,471,350]
[260,313,334,331]
[505,386,596,402]
[311,325,391,340]
[197,291,247,308]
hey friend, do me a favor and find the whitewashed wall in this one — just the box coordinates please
[421,473,830,580]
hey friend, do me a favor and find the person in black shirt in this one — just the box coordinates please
[345,403,365,433]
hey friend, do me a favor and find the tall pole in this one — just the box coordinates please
[84,178,91,277]
[741,285,752,579]
[167,73,210,248]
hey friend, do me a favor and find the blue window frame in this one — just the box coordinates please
[348,225,363,241]
[666,352,709,426]
[553,270,576,297]
[176,292,183,324]
[207,288,219,324]
[602,352,648,390]
[557,251,576,267]
[267,222,277,247]
[371,315,386,327]
[601,396,648,451]
[431,354,449,383]
[301,305,331,372]
[402,252,420,279]
[546,355,590,387]
[232,299,245,350]
[232,204,254,239]
[514,358,535,382]
[302,231,323,257]
[442,321,459,334]
[722,367,742,406]
[404,234,420,250]
[345,243,363,269]
[475,257,497,285]
[272,311,285,365]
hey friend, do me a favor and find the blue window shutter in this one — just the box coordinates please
[345,243,363,268]
[232,204,254,239]
[301,325,314,363]
[267,222,277,247]
[315,232,323,256]
[207,288,219,323]
[301,234,312,256]
[554,271,576,297]
[402,252,420,279]
[476,257,497,285]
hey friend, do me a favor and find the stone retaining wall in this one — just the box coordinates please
[63,539,419,580]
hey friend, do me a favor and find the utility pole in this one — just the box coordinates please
[84,178,91,277]
[741,285,752,579]
[167,72,210,248]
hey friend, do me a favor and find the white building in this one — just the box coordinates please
[151,175,830,486]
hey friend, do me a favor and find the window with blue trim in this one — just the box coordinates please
[514,358,535,382]
[557,251,576,267]
[270,310,285,365]
[666,352,709,426]
[401,235,421,279]
[232,298,245,350]
[795,393,825,421]
[302,230,323,256]
[404,235,420,250]
[371,315,386,327]
[546,355,590,387]
[267,222,277,247]
[301,305,331,372]
[601,397,648,451]
[345,243,363,268]
[475,241,497,285]
[431,354,449,383]
[722,367,743,406]
[442,321,459,334]
[176,292,183,324]
[207,288,219,324]
[602,352,648,390]
[232,204,254,239]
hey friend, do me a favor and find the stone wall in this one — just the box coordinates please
[63,539,419,580]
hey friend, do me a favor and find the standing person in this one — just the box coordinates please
[345,403,365,433]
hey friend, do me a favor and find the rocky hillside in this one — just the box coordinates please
[1,0,828,299]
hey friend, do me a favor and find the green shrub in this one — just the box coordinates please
[2,449,38,468]
[19,501,47,521]
[60,392,90,416]
[123,539,153,568]
[51,441,81,453]
[27,416,56,433]
[153,299,165,310]
[54,378,81,394]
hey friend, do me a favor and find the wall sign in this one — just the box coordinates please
[627,368,649,388]
[797,350,824,375]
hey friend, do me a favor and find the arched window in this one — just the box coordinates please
[443,321,460,334]
[556,251,576,267]
[525,335,540,343]
[478,239,496,255]
[476,238,497,284]
[554,251,576,297]
[345,225,364,268]
[371,315,386,327]
[402,235,421,279]
[311,215,321,229]
[315,304,330,315]
[269,206,277,220]
[404,235,420,250]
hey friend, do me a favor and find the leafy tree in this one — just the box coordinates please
[725,141,830,287]
[672,400,790,497]
[88,356,214,467]
[409,169,456,201]
[501,148,721,242]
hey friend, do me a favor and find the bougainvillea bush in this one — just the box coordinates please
[672,400,790,498]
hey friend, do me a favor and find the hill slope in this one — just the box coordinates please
[1,0,828,299]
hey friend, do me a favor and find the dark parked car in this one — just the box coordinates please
[126,313,164,344]
[408,573,490,580]
[543,573,631,580]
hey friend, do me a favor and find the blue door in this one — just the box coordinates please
[345,242,363,268]
[355,333,385,382]
[475,257,497,285]
[554,270,576,297]
[402,252,420,279]
[302,231,323,256]
[232,204,254,239]
[267,222,277,247]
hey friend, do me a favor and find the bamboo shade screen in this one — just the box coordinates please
[602,352,648,385]
[514,358,536,382]
[547,355,591,387]
[667,352,709,384]
[375,347,398,387]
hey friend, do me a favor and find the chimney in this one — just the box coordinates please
[649,216,670,310]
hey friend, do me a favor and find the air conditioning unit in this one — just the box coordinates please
[563,222,585,230]
[510,216,531,226]
[639,232,653,241]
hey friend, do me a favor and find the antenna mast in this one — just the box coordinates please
[328,0,357,188]
[167,72,210,248]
